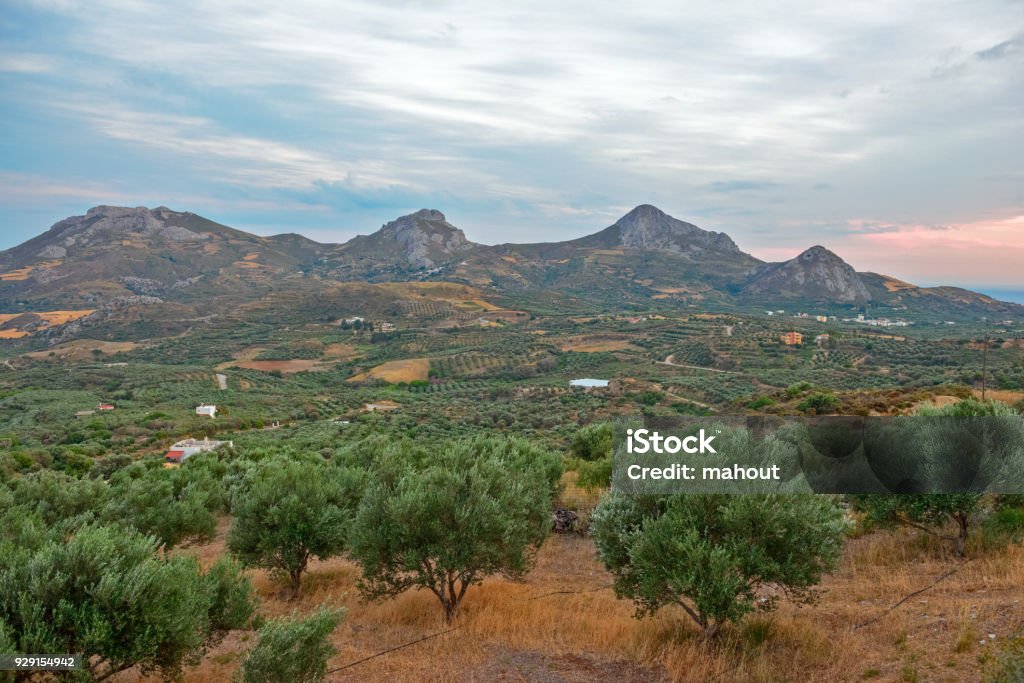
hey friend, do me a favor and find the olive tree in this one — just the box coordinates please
[0,522,256,681]
[852,399,1021,556]
[591,494,845,638]
[103,461,225,549]
[854,494,980,556]
[349,436,560,622]
[227,457,363,598]
[237,608,344,683]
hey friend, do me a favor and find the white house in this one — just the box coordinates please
[165,438,232,464]
[196,404,217,418]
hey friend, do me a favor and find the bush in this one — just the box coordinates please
[570,423,612,462]
[591,494,845,638]
[0,523,256,681]
[238,608,343,683]
[797,392,840,414]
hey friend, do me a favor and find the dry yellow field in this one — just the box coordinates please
[0,259,62,281]
[22,339,138,360]
[0,310,95,338]
[881,276,918,292]
[975,389,1024,404]
[127,521,1024,683]
[559,337,640,353]
[35,310,96,325]
[323,342,363,360]
[348,358,430,383]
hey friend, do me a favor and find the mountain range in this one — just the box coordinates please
[1,204,1019,341]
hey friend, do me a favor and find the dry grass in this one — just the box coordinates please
[229,359,329,374]
[22,339,138,360]
[349,358,430,384]
[974,389,1024,405]
[0,259,62,281]
[36,310,96,325]
[0,310,95,338]
[323,343,362,360]
[559,336,640,353]
[881,276,918,293]
[117,519,1024,683]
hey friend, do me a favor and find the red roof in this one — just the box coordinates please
[165,450,185,461]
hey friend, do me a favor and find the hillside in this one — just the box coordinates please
[0,205,326,311]
[1,204,1021,344]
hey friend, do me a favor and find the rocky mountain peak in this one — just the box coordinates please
[611,205,740,254]
[30,206,207,260]
[345,209,475,270]
[745,244,871,303]
[799,245,842,262]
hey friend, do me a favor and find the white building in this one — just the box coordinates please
[165,438,232,464]
[196,404,217,418]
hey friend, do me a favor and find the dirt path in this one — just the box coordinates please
[656,353,737,374]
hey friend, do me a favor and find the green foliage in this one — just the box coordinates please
[983,635,1024,683]
[238,608,343,683]
[786,382,813,398]
[349,436,559,622]
[4,470,108,531]
[853,494,980,556]
[633,391,663,406]
[570,423,613,462]
[576,457,613,490]
[102,461,224,549]
[746,395,776,410]
[853,398,1022,556]
[797,391,841,414]
[228,457,363,598]
[0,523,256,681]
[591,494,845,637]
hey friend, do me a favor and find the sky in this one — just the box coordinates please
[1,0,1022,289]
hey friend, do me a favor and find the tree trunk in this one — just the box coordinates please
[954,513,969,558]
[290,568,303,600]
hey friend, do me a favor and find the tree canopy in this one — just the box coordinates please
[349,435,560,622]
[591,493,845,637]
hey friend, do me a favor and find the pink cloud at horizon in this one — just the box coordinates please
[748,215,1024,288]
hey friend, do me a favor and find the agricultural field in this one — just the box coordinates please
[1,299,1023,683]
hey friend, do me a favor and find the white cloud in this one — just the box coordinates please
[4,0,1023,249]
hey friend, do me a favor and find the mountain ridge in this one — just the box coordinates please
[2,205,1021,334]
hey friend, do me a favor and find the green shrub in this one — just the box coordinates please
[238,608,343,683]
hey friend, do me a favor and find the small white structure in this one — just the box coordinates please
[196,404,217,418]
[569,378,610,389]
[165,438,232,464]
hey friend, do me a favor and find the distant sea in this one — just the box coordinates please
[976,289,1024,304]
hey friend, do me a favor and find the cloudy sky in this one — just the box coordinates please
[1,0,1022,290]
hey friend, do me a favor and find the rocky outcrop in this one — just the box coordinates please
[613,204,741,255]
[744,245,871,303]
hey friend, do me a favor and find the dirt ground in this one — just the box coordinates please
[348,358,431,383]
[115,518,1024,683]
